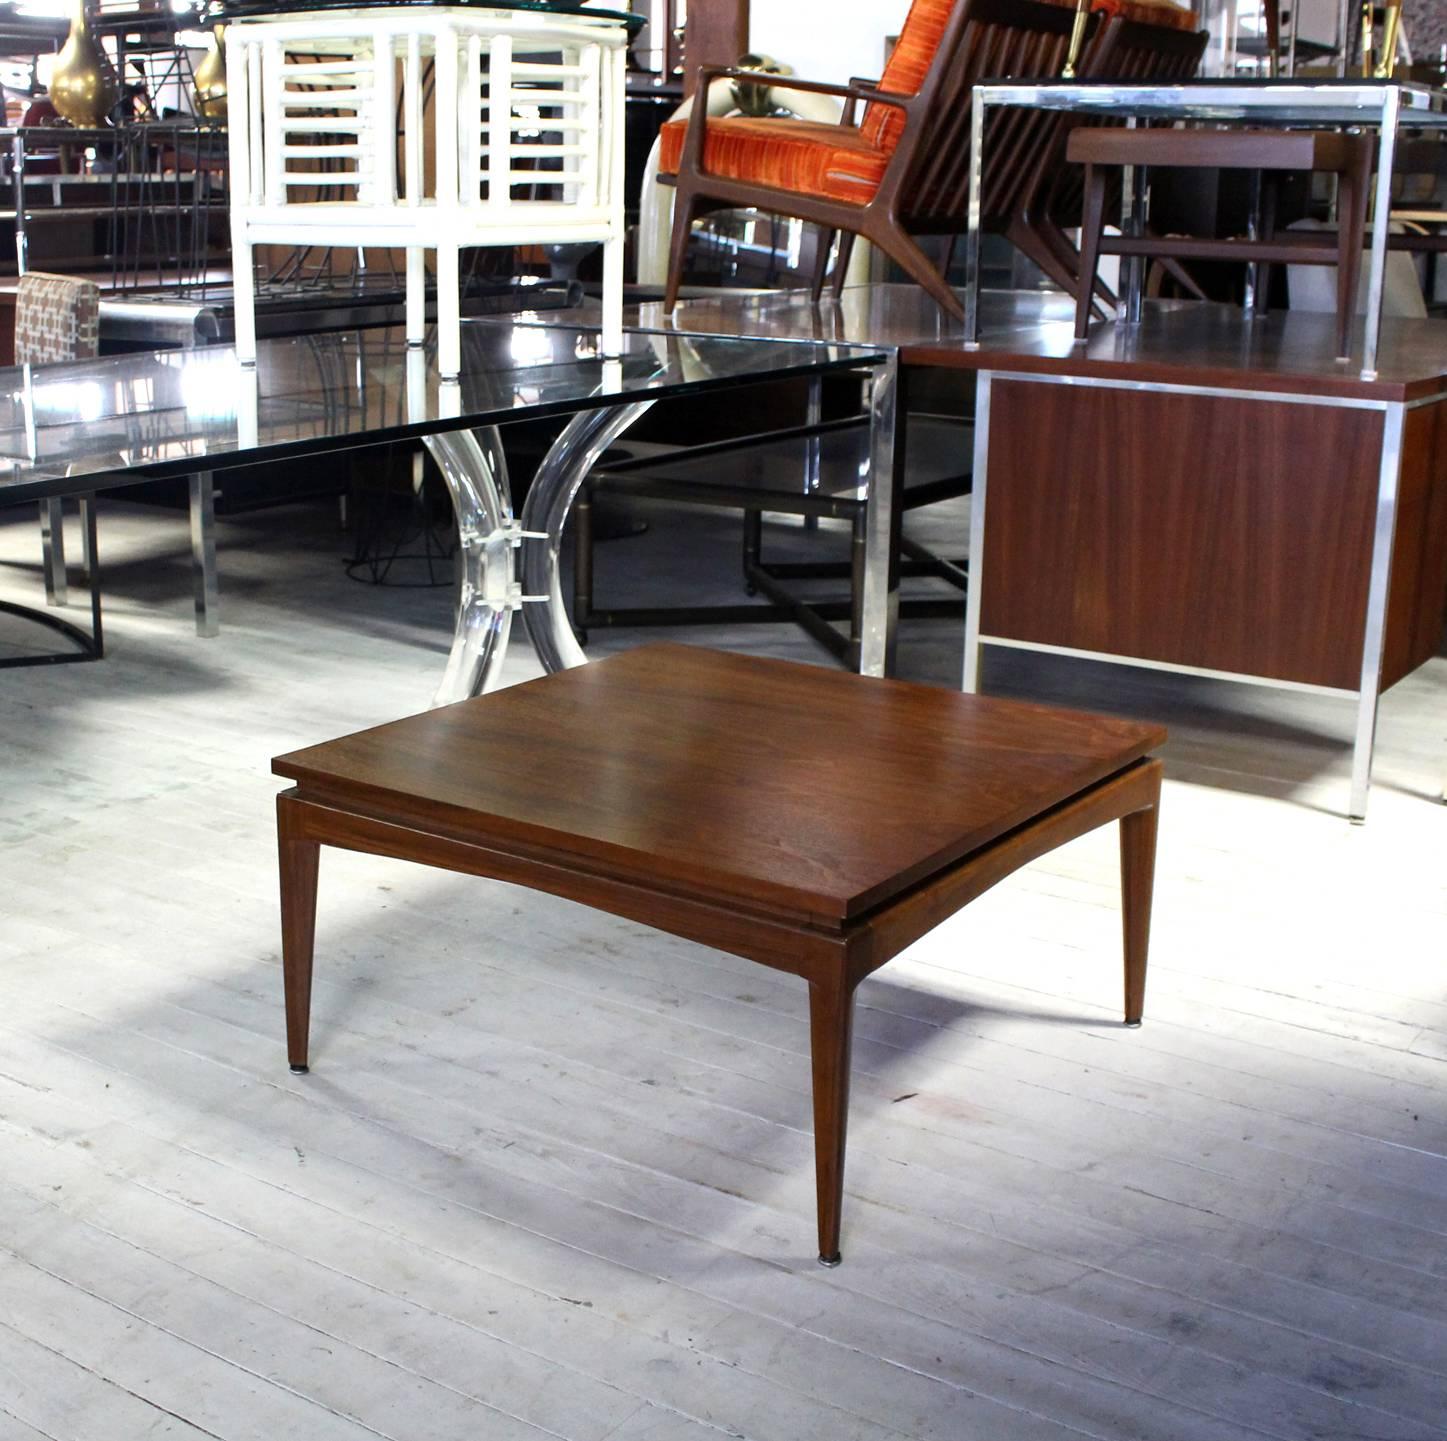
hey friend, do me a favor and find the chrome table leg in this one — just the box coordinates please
[963,91,985,347]
[1362,86,1400,380]
[424,425,517,705]
[189,472,219,638]
[40,497,66,606]
[521,401,656,674]
[858,357,901,678]
[1348,403,1406,822]
[963,372,993,694]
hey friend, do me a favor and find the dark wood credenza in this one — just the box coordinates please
[941,307,1447,821]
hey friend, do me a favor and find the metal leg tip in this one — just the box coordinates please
[1124,1018,1143,1029]
[1349,815,1366,827]
[818,1252,842,1268]
[289,1064,309,1075]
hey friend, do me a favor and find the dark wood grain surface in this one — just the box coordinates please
[980,380,1385,690]
[273,644,1164,921]
[1384,400,1447,689]
[1067,126,1367,170]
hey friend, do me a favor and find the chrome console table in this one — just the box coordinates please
[963,79,1447,381]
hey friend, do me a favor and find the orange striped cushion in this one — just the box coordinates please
[658,116,890,205]
[860,0,955,153]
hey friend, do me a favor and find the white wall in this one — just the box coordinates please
[749,0,912,83]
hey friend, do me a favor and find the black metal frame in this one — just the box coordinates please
[0,497,103,669]
[571,410,970,670]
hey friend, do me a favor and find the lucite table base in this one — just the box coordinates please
[421,404,655,705]
[425,356,902,705]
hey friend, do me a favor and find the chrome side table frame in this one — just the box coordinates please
[962,80,1447,380]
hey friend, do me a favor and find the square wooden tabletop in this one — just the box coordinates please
[273,644,1165,922]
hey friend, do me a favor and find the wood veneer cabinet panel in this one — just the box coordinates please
[980,380,1384,691]
[1382,400,1447,690]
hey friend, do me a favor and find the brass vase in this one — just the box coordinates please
[50,0,118,128]
[193,25,227,123]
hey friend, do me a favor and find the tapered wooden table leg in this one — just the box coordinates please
[277,794,320,1074]
[808,971,855,1267]
[1119,762,1162,1027]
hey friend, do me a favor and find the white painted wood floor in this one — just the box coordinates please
[1,493,1444,1441]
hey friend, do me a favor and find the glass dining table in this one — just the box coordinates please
[0,318,894,701]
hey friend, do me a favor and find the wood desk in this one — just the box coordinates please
[949,307,1447,822]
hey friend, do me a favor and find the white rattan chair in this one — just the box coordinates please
[225,2,633,378]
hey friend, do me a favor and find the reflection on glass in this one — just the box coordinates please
[0,320,882,497]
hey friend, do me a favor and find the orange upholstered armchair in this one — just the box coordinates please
[659,0,1198,317]
[660,0,1095,317]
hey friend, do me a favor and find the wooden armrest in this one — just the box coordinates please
[676,67,909,181]
[841,76,883,127]
[691,65,909,113]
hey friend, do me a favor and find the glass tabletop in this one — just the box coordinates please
[974,77,1447,124]
[0,320,884,503]
[210,0,643,30]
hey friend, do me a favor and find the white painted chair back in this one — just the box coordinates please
[226,6,629,376]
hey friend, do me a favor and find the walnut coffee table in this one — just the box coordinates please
[272,644,1165,1265]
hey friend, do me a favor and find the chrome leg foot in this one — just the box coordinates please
[290,1064,309,1075]
[520,400,656,674]
[1124,1019,1143,1029]
[818,1252,842,1268]
[424,426,515,706]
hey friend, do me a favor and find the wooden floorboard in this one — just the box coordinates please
[1,495,1444,1440]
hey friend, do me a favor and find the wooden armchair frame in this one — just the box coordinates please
[662,0,1090,319]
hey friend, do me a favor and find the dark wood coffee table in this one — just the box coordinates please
[272,644,1165,1264]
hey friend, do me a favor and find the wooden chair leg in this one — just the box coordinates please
[278,794,321,1074]
[811,227,836,302]
[1035,217,1112,318]
[831,232,858,299]
[1076,164,1108,341]
[1007,216,1081,298]
[664,187,700,313]
[873,228,965,321]
[1157,256,1207,302]
[939,233,959,280]
[808,970,855,1266]
[1119,770,1161,1027]
[1336,164,1367,359]
[1256,174,1280,317]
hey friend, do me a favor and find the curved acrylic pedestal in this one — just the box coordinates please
[520,400,656,674]
[426,400,654,704]
[423,424,516,706]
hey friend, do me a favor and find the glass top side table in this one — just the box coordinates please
[224,0,637,379]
